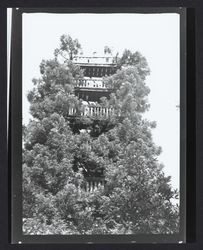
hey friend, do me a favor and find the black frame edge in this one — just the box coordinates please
[9,7,187,245]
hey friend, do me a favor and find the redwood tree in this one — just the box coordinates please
[23,35,179,235]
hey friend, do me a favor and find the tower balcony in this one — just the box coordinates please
[75,77,108,89]
[68,105,115,118]
[74,77,113,102]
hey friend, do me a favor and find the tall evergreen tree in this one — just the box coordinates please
[23,35,179,235]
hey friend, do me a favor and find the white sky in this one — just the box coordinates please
[22,13,180,190]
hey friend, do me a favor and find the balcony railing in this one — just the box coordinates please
[73,56,116,65]
[68,105,115,118]
[75,78,107,89]
[84,177,105,192]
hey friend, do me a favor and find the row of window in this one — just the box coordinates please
[81,66,116,77]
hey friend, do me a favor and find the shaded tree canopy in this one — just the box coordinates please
[54,34,82,60]
[23,35,179,235]
[117,49,150,80]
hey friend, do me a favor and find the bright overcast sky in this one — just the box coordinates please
[22,13,180,190]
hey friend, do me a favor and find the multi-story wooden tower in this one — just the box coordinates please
[70,53,118,191]
[74,55,117,100]
[67,54,117,117]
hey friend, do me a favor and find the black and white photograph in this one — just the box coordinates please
[9,8,186,243]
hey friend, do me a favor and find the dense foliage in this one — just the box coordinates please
[23,34,179,235]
